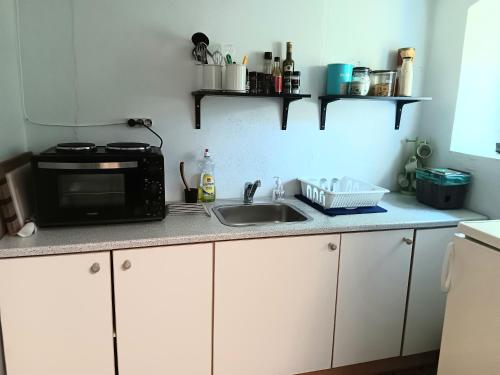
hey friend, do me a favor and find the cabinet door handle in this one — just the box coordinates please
[122,260,132,270]
[328,243,338,251]
[441,242,455,293]
[90,262,100,274]
[402,237,413,245]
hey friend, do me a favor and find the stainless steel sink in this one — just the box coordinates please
[213,203,311,227]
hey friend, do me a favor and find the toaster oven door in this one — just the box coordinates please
[34,161,153,226]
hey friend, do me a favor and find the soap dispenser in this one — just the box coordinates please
[272,177,285,201]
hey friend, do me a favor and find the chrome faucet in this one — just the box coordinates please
[243,180,261,204]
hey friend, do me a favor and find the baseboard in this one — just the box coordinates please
[297,351,439,375]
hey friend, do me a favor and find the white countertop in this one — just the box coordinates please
[458,220,500,249]
[0,193,487,258]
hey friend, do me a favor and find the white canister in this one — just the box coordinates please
[399,57,413,96]
[201,64,222,90]
[224,64,246,92]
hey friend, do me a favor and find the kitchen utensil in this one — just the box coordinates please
[193,42,209,64]
[191,33,210,64]
[191,32,209,47]
[192,47,203,63]
[225,54,233,64]
[211,50,225,65]
[242,55,248,65]
[180,161,190,190]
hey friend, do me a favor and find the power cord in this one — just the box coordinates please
[127,119,163,148]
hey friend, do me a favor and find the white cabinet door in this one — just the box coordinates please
[333,229,413,367]
[438,236,500,375]
[403,227,457,356]
[214,235,340,375]
[113,244,213,375]
[0,252,115,375]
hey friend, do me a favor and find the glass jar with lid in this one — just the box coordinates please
[291,71,301,94]
[370,70,397,96]
[349,67,371,96]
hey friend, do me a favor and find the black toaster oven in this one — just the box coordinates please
[32,143,165,227]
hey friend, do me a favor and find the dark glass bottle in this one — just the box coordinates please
[263,52,273,94]
[282,42,295,73]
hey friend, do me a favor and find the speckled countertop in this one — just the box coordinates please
[0,193,487,258]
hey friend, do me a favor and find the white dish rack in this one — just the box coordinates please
[298,177,389,209]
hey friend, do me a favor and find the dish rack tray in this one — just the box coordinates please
[298,177,389,209]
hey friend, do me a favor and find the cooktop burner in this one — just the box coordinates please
[106,142,151,152]
[56,142,96,152]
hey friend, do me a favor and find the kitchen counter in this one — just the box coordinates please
[0,193,487,258]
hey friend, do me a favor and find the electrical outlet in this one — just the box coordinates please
[128,118,152,128]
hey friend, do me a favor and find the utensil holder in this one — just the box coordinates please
[184,188,198,203]
[201,64,222,90]
[224,64,246,92]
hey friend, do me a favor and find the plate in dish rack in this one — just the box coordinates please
[297,176,389,209]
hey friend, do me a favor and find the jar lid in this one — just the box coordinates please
[274,56,280,62]
[264,51,272,60]
[353,67,370,72]
[292,71,301,76]
[371,70,396,74]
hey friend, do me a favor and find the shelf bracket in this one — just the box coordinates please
[395,100,418,130]
[194,93,206,129]
[281,97,302,130]
[319,97,341,130]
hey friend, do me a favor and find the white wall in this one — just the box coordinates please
[0,0,26,369]
[420,0,499,219]
[0,0,26,160]
[22,0,433,201]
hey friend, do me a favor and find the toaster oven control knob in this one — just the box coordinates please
[147,201,164,217]
[146,181,162,196]
[147,164,163,178]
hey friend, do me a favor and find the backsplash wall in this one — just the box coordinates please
[20,0,432,201]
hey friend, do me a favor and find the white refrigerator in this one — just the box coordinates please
[438,220,500,375]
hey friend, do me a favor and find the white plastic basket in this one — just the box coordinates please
[298,177,389,209]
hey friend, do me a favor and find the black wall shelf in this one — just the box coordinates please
[191,90,311,130]
[318,95,432,130]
